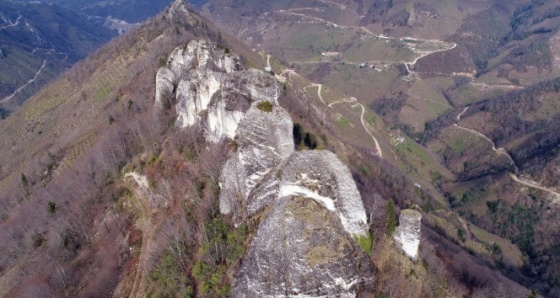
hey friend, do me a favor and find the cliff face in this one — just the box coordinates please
[393,209,422,261]
[155,39,278,142]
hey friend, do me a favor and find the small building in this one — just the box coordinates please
[265,66,272,72]
[359,63,367,68]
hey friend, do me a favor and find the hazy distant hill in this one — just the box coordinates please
[12,0,209,23]
[0,1,114,113]
[0,0,214,116]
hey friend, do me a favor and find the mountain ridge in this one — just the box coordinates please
[0,0,554,296]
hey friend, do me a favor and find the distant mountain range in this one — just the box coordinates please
[16,0,173,23]
[0,0,208,116]
[0,0,115,112]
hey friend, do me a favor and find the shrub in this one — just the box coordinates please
[293,123,319,150]
[256,101,273,113]
[147,154,158,166]
[191,219,248,296]
[47,201,56,214]
[21,173,28,187]
[158,57,167,67]
[386,199,397,235]
[148,248,194,297]
[354,232,372,255]
[304,132,318,149]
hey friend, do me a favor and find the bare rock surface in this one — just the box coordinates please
[219,100,294,222]
[155,39,277,142]
[232,151,376,297]
[234,194,375,297]
[246,151,369,236]
[393,209,422,261]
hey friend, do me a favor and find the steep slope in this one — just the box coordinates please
[159,37,376,296]
[216,91,374,296]
[0,2,245,296]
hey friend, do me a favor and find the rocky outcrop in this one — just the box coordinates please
[167,0,190,20]
[219,100,294,222]
[232,150,375,297]
[243,151,369,236]
[218,94,375,296]
[235,192,375,297]
[393,209,422,261]
[155,39,278,142]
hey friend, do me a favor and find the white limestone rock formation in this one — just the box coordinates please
[216,93,375,296]
[155,39,277,142]
[231,151,375,297]
[165,40,378,296]
[234,193,376,297]
[393,209,422,261]
[219,100,294,222]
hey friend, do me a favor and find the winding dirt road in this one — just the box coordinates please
[328,96,356,107]
[470,82,523,90]
[353,103,383,158]
[455,107,560,202]
[403,41,457,75]
[1,59,46,103]
[266,54,271,69]
[304,83,325,104]
[509,174,560,204]
[301,81,383,157]
[456,107,469,121]
[0,15,21,30]
[453,106,514,162]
